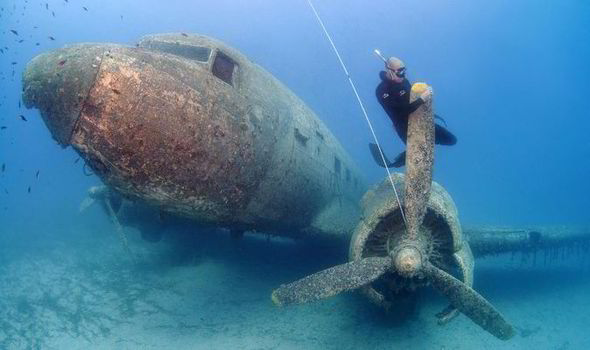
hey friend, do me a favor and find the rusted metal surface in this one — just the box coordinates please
[22,33,366,239]
[349,173,470,308]
[22,44,114,146]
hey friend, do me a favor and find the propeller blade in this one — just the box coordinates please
[425,263,514,340]
[272,257,392,306]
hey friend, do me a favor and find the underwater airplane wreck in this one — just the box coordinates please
[22,33,590,341]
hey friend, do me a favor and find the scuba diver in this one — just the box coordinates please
[370,53,457,168]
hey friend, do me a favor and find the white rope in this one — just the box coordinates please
[306,0,407,226]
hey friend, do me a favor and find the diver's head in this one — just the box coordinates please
[385,57,406,83]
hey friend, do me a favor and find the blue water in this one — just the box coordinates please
[1,1,589,349]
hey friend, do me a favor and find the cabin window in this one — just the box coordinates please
[147,41,211,62]
[212,51,236,86]
[294,127,309,146]
[315,130,325,141]
[334,156,341,176]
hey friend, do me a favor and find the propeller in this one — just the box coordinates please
[272,255,513,340]
[271,83,514,340]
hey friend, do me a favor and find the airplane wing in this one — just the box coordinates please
[464,225,590,258]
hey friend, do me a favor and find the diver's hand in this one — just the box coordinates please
[420,88,432,102]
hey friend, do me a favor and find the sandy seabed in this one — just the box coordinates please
[0,226,588,350]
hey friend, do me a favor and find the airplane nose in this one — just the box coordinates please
[22,44,104,146]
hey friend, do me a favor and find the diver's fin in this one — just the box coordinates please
[369,143,392,168]
[434,114,448,127]
[369,143,406,168]
[391,151,406,168]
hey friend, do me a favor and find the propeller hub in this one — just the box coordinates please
[393,246,423,277]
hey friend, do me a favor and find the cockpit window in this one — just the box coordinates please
[146,41,211,62]
[212,51,236,86]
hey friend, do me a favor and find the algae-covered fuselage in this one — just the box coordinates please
[22,33,366,238]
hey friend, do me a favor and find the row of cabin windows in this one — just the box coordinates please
[334,156,358,188]
[152,42,360,188]
[293,127,359,189]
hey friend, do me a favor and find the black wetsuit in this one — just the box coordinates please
[376,71,456,145]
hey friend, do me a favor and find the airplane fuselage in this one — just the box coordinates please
[23,33,366,238]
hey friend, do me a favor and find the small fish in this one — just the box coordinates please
[11,62,17,65]
[45,3,48,10]
[27,186,31,193]
[82,6,88,11]
[65,0,68,2]
[35,170,39,179]
[181,33,188,37]
[18,100,21,108]
[1,163,5,172]
[120,15,123,20]
[0,49,3,54]
[18,39,24,43]
[74,157,80,164]
[10,29,18,35]
[111,88,121,95]
[52,10,55,17]
[58,59,66,66]
[48,36,55,40]
[33,25,38,29]
[19,114,27,121]
[0,126,7,130]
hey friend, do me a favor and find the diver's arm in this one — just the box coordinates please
[407,97,424,114]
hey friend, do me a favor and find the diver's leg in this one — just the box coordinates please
[391,151,406,168]
[369,143,406,168]
[435,124,457,145]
